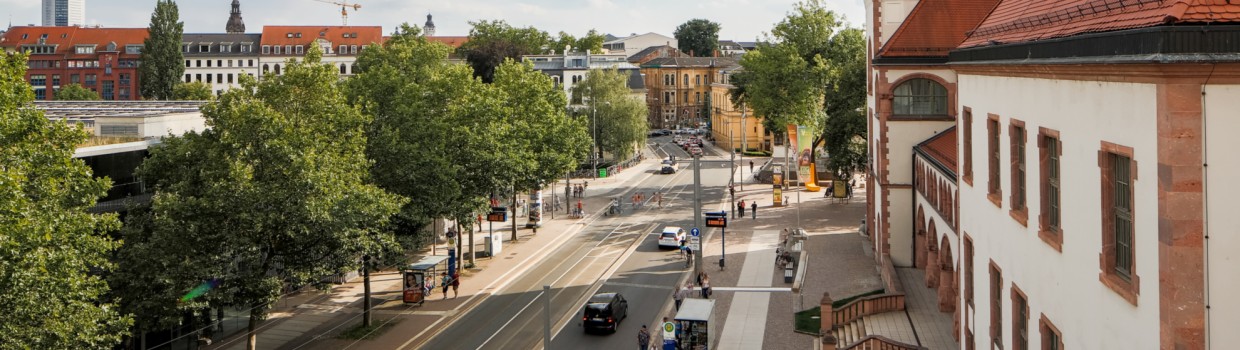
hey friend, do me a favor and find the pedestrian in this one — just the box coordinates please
[638,325,651,350]
[584,181,589,193]
[451,272,460,299]
[738,200,746,218]
[749,160,754,173]
[729,185,735,198]
[701,274,712,298]
[441,272,451,300]
[576,199,583,218]
[847,181,854,198]
[751,201,757,220]
[673,283,685,311]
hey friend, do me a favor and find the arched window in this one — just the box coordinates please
[274,64,281,75]
[262,64,269,73]
[893,78,948,116]
[340,63,347,75]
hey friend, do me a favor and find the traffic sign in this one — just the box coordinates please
[690,228,700,237]
[689,236,701,251]
[705,216,727,228]
[662,322,676,339]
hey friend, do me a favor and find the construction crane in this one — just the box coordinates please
[313,0,362,25]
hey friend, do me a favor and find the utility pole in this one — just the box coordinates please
[362,255,371,327]
[693,155,703,274]
[511,183,518,242]
[543,285,552,349]
[739,106,746,191]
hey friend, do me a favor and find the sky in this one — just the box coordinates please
[1,0,865,42]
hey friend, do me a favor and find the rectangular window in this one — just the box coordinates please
[34,88,46,100]
[52,75,59,86]
[71,74,80,85]
[228,74,234,84]
[196,74,202,82]
[991,262,1003,348]
[987,115,1002,206]
[695,74,701,86]
[217,60,223,67]
[1012,285,1028,350]
[199,44,210,53]
[350,45,358,54]
[185,60,191,67]
[196,60,202,67]
[206,60,212,67]
[102,81,114,100]
[339,45,347,54]
[182,43,191,52]
[241,44,251,53]
[30,75,46,86]
[1040,315,1062,350]
[85,74,97,86]
[285,45,293,54]
[185,74,191,83]
[263,45,271,54]
[1038,128,1063,250]
[965,236,974,306]
[295,45,304,55]
[206,74,213,83]
[220,44,229,53]
[75,45,95,54]
[274,46,282,55]
[1099,142,1139,305]
[1010,120,1028,225]
[963,108,973,184]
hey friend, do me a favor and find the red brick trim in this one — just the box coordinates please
[1010,284,1030,350]
[962,107,974,186]
[1155,83,1205,350]
[1098,141,1139,306]
[1037,127,1064,252]
[886,73,958,120]
[1039,314,1063,350]
[1008,118,1029,227]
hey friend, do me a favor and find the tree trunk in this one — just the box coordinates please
[363,260,371,327]
[511,183,518,242]
[468,219,475,265]
[247,308,261,350]
[217,306,225,333]
[456,222,463,265]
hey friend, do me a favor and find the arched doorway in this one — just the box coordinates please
[925,221,939,288]
[938,236,956,313]
[915,206,927,268]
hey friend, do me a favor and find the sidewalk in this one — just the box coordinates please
[202,151,664,350]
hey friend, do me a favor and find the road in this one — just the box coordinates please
[416,137,738,350]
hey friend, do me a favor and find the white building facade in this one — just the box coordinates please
[602,32,677,57]
[522,51,643,99]
[258,26,383,81]
[182,33,261,93]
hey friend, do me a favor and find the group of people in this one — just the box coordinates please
[672,273,712,311]
[735,199,758,219]
[571,182,589,198]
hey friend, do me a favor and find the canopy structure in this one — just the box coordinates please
[406,255,450,271]
[675,298,715,321]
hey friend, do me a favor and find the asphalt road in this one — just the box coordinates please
[417,141,736,350]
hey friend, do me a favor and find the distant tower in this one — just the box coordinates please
[226,0,246,34]
[423,14,436,37]
[42,0,85,27]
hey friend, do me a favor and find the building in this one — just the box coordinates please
[857,0,1240,349]
[626,45,684,65]
[641,57,736,130]
[717,40,746,57]
[258,25,383,79]
[0,26,148,101]
[523,51,643,99]
[42,0,85,27]
[423,14,435,37]
[603,32,677,57]
[182,33,261,92]
[226,0,246,34]
[709,65,770,152]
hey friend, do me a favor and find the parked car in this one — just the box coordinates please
[689,147,703,156]
[582,292,629,333]
[661,165,677,174]
[659,226,687,249]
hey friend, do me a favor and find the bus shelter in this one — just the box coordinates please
[402,255,450,305]
[675,298,715,350]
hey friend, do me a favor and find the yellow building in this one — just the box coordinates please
[640,57,737,130]
[710,66,772,153]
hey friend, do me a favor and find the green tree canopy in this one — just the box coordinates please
[135,45,405,349]
[173,81,213,100]
[571,68,648,161]
[550,29,606,54]
[820,28,867,177]
[457,20,551,83]
[139,0,184,100]
[55,83,101,100]
[674,19,722,57]
[490,60,591,191]
[0,53,132,348]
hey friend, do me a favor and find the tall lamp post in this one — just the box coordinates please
[591,99,599,179]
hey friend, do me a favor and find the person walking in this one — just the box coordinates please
[700,274,712,298]
[738,199,746,218]
[441,272,451,300]
[638,325,651,350]
[673,283,685,311]
[751,201,758,220]
[749,160,754,173]
[451,272,460,299]
[576,199,583,218]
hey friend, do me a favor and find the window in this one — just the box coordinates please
[695,92,700,104]
[987,115,1002,206]
[75,45,95,54]
[199,44,210,53]
[339,45,347,54]
[1010,120,1028,225]
[30,75,46,86]
[965,236,974,307]
[295,45,304,55]
[118,74,129,86]
[125,45,142,54]
[220,44,229,53]
[263,45,271,54]
[206,74,212,83]
[1099,142,1139,304]
[217,74,223,83]
[1039,315,1062,350]
[182,43,191,52]
[206,60,212,67]
[695,74,701,86]
[227,74,234,84]
[33,88,46,100]
[274,64,281,75]
[102,81,114,100]
[85,74,96,86]
[990,262,1003,348]
[185,60,191,67]
[683,74,689,86]
[684,93,689,103]
[241,44,251,53]
[285,45,293,54]
[228,60,233,68]
[249,60,255,67]
[185,74,191,82]
[1012,285,1028,350]
[1039,128,1063,251]
[196,60,202,67]
[195,74,202,82]
[71,74,80,85]
[893,78,948,115]
[351,45,358,54]
[217,60,223,67]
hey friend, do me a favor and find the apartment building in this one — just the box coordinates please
[258,26,383,79]
[641,57,736,130]
[0,26,147,101]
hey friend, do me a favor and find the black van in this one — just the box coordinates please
[581,292,629,333]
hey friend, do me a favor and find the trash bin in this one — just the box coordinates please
[599,168,608,178]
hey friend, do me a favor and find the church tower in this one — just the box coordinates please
[226,0,245,34]
[423,14,436,37]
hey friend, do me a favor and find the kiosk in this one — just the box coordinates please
[675,298,716,350]
[402,255,450,305]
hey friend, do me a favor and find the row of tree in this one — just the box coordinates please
[730,0,867,178]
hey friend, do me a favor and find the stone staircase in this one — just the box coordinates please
[835,316,869,346]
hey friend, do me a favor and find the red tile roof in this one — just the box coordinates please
[960,0,1240,48]
[879,0,1002,57]
[426,36,468,49]
[917,126,958,176]
[0,26,148,58]
[260,26,383,53]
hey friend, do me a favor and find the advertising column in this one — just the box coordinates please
[526,190,543,228]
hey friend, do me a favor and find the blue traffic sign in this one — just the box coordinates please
[690,228,700,237]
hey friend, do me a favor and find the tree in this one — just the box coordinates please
[819,28,867,178]
[571,67,648,161]
[737,42,828,135]
[139,0,185,100]
[173,81,213,100]
[55,83,100,100]
[674,19,722,57]
[0,53,132,348]
[551,29,606,54]
[457,20,551,83]
[136,45,405,350]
